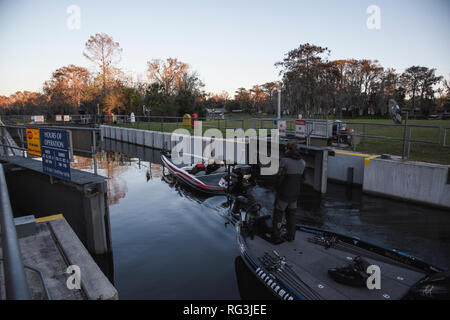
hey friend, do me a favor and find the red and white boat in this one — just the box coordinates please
[161,153,227,195]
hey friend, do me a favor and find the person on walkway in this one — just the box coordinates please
[272,141,306,243]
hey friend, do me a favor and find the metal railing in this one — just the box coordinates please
[337,121,443,158]
[0,114,99,126]
[104,115,448,160]
[444,128,450,148]
[0,163,31,300]
[0,123,101,174]
[3,113,446,160]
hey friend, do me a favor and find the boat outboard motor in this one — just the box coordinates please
[405,270,450,300]
[328,256,371,287]
[389,99,402,124]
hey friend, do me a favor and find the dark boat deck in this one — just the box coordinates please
[245,232,427,300]
[195,172,225,185]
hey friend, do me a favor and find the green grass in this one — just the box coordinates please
[114,118,450,165]
[342,119,450,165]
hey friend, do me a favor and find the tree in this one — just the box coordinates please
[261,82,281,114]
[401,66,442,115]
[43,64,91,111]
[250,85,265,113]
[276,43,331,116]
[83,33,123,97]
[147,58,189,95]
[234,88,252,112]
[103,83,126,114]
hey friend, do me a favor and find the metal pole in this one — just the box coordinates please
[1,126,8,156]
[92,130,98,175]
[18,128,25,150]
[402,111,409,159]
[362,123,366,145]
[68,130,74,162]
[407,127,412,159]
[277,89,281,119]
[0,164,31,300]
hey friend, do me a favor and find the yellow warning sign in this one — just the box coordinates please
[182,114,191,129]
[26,128,41,157]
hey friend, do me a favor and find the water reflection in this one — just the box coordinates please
[69,139,450,299]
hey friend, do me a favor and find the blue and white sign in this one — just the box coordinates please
[40,128,71,181]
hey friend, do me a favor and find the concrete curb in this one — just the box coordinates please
[49,218,118,300]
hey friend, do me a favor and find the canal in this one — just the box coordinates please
[71,139,450,299]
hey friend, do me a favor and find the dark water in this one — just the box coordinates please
[72,140,450,299]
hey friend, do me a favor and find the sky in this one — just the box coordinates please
[0,0,449,96]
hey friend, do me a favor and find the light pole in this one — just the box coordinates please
[277,88,281,119]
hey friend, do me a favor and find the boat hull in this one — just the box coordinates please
[161,155,226,195]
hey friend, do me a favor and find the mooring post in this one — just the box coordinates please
[347,167,354,185]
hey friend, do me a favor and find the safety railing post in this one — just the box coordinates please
[0,164,31,300]
[402,112,409,159]
[92,130,97,175]
[407,127,412,159]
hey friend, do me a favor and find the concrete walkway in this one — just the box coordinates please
[0,217,117,300]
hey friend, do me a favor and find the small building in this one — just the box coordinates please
[206,108,225,120]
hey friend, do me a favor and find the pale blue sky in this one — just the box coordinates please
[0,0,449,96]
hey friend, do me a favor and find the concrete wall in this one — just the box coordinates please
[2,158,112,255]
[327,151,375,185]
[101,125,249,164]
[363,158,450,209]
[144,130,153,148]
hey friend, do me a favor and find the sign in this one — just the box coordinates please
[64,115,71,122]
[295,120,306,137]
[26,128,41,157]
[277,120,286,137]
[33,115,45,124]
[40,128,71,181]
[56,115,62,121]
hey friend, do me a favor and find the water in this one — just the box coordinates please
[72,140,450,299]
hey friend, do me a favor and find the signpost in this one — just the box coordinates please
[40,128,71,181]
[25,128,42,157]
[277,120,287,137]
[295,120,306,138]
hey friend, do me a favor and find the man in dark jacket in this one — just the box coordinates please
[272,141,306,243]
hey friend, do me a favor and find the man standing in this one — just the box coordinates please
[272,141,306,244]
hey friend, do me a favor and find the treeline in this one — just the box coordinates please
[1,37,449,119]
[0,33,207,118]
[222,44,450,117]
